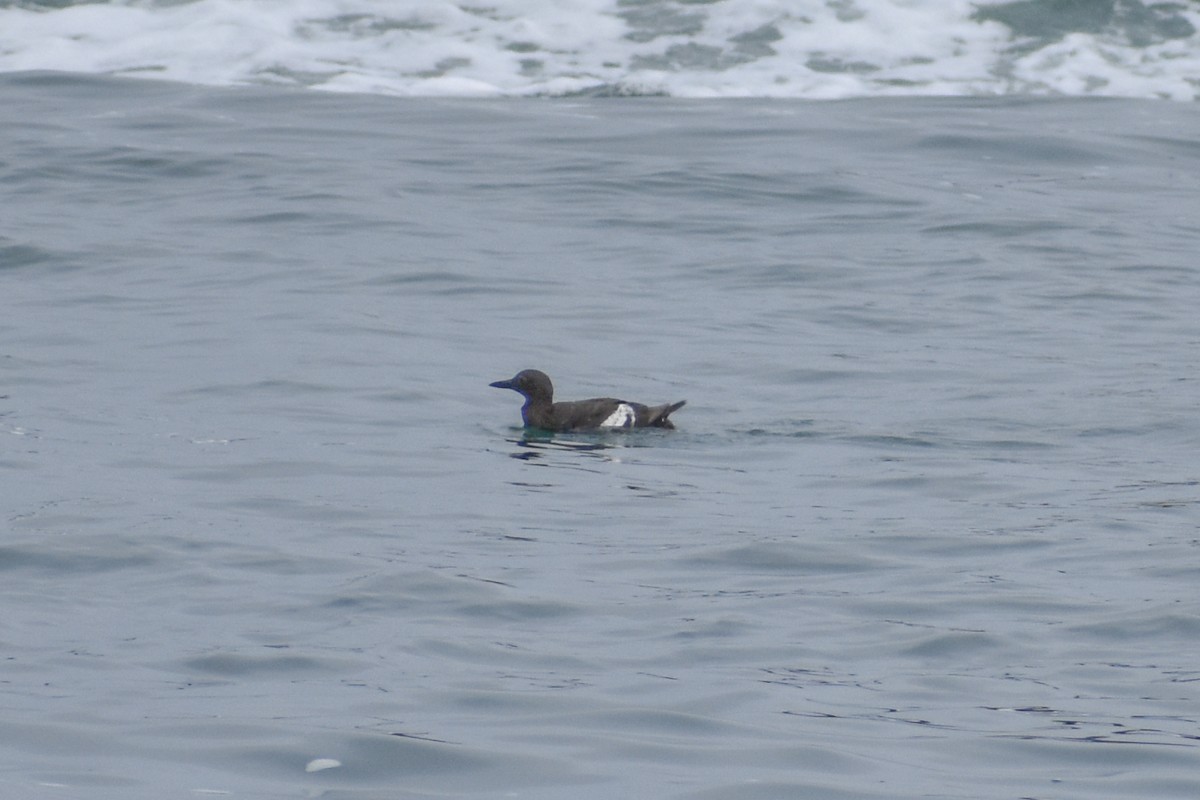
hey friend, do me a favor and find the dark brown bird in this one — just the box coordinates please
[489,369,685,432]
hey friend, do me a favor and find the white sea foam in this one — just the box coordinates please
[1,0,1198,99]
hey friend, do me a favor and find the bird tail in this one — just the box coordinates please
[648,400,686,428]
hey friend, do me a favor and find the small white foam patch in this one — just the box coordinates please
[305,758,342,773]
[600,403,635,428]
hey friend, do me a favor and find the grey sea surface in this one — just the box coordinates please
[2,73,1199,799]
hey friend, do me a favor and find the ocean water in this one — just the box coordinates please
[3,71,1200,799]
[3,4,1200,796]
[1,0,1199,99]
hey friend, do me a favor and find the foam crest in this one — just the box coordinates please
[1,0,1197,99]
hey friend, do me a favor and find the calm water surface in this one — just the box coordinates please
[2,73,1199,799]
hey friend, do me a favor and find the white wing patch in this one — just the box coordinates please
[600,403,636,428]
